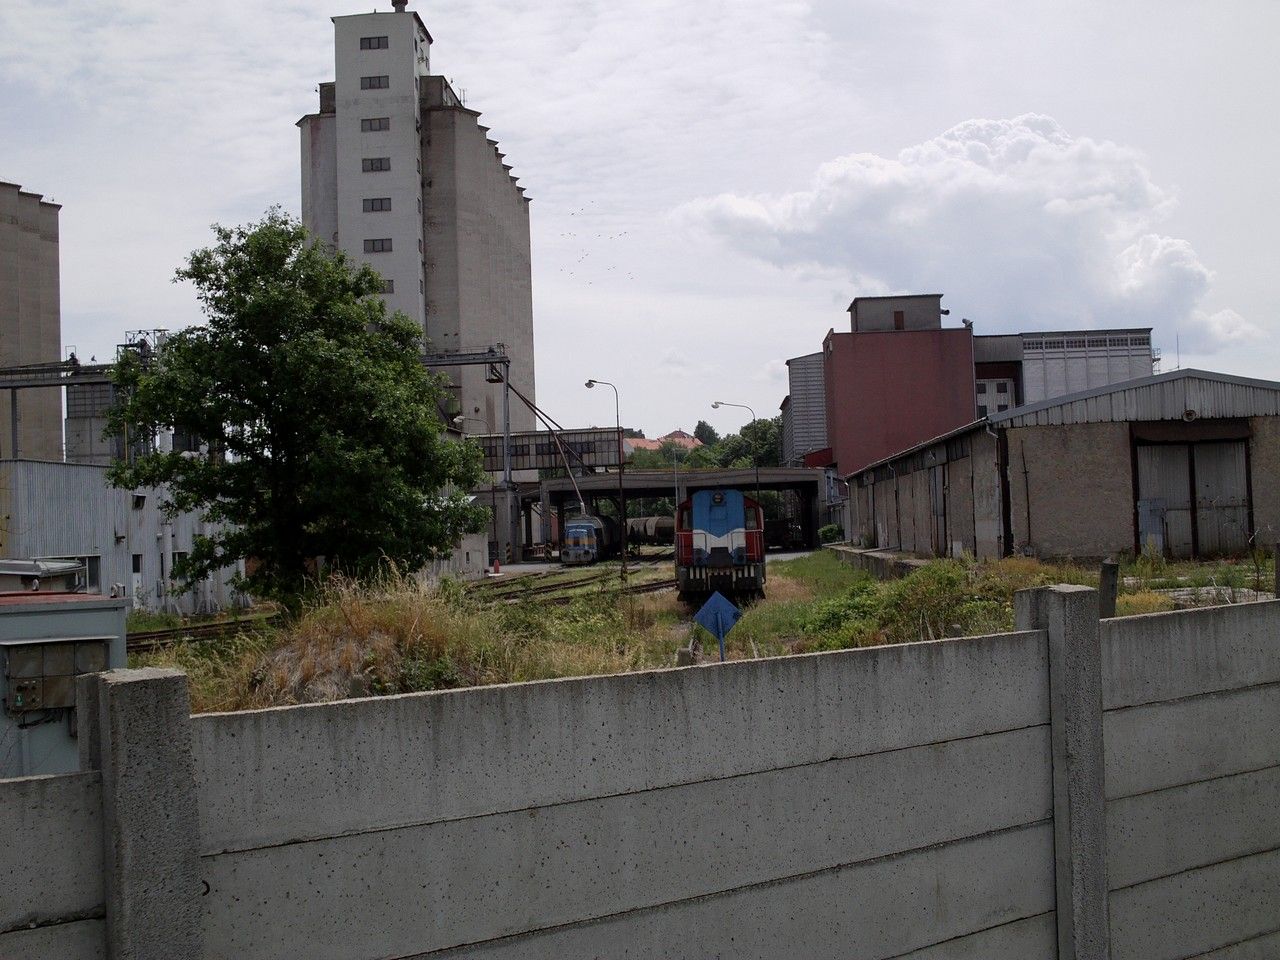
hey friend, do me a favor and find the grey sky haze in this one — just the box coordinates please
[1,0,1275,437]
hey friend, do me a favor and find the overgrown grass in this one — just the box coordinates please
[133,548,1268,713]
[126,609,183,632]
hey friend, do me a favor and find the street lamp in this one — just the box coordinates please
[712,400,761,505]
[586,379,627,578]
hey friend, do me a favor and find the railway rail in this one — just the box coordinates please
[126,615,281,653]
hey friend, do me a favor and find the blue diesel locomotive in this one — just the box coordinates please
[675,489,766,599]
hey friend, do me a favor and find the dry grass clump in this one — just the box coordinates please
[1115,590,1178,617]
[142,571,692,712]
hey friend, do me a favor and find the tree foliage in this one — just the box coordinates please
[625,416,783,472]
[107,209,487,605]
[713,415,783,469]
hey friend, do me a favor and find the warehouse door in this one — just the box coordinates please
[1136,441,1251,558]
[1193,442,1249,554]
[1136,445,1194,558]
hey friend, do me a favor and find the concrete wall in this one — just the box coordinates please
[0,182,62,461]
[972,428,1004,558]
[10,594,1280,958]
[848,294,942,332]
[946,453,976,556]
[1101,602,1280,960]
[1249,415,1280,544]
[0,772,105,959]
[189,630,1056,959]
[423,84,536,433]
[1006,421,1133,559]
[298,112,338,248]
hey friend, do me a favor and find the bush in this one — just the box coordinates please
[818,523,844,544]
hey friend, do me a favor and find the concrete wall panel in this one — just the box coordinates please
[1249,416,1280,541]
[890,912,1056,958]
[192,631,1049,852]
[0,919,106,959]
[1190,930,1280,959]
[1107,766,1280,890]
[0,772,103,931]
[1102,602,1280,709]
[201,726,1050,957]
[427,825,1055,960]
[1109,847,1280,960]
[945,455,976,556]
[1006,422,1133,558]
[1104,684,1280,798]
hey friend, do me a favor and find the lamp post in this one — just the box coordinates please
[586,379,627,578]
[712,400,761,503]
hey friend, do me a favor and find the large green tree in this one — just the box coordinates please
[107,209,487,604]
[715,415,783,469]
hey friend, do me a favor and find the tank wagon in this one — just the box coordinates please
[675,489,766,599]
[561,514,618,566]
[626,515,676,546]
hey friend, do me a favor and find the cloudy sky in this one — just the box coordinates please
[1,0,1276,436]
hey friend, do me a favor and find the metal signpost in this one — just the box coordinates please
[693,591,742,662]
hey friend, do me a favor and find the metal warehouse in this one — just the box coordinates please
[847,369,1280,560]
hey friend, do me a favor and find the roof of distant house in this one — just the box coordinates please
[626,430,704,452]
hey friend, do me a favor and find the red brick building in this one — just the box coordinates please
[822,295,976,475]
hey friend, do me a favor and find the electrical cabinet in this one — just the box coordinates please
[0,594,127,778]
[3,637,112,713]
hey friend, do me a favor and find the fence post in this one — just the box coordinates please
[79,668,203,959]
[1098,561,1119,619]
[1015,585,1110,960]
[1274,542,1279,599]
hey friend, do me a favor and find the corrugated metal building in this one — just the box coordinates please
[0,459,249,613]
[847,369,1280,560]
[781,352,827,465]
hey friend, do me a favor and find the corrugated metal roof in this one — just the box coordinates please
[849,419,986,478]
[989,368,1280,428]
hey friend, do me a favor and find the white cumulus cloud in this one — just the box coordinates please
[679,114,1250,352]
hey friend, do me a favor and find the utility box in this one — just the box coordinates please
[0,593,127,779]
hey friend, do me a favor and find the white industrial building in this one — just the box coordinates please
[973,328,1155,416]
[0,459,249,614]
[298,0,536,434]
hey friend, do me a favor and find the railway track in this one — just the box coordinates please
[126,615,282,653]
[474,570,678,606]
[130,567,681,650]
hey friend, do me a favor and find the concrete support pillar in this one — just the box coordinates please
[1098,561,1119,619]
[1015,585,1110,960]
[78,668,203,959]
